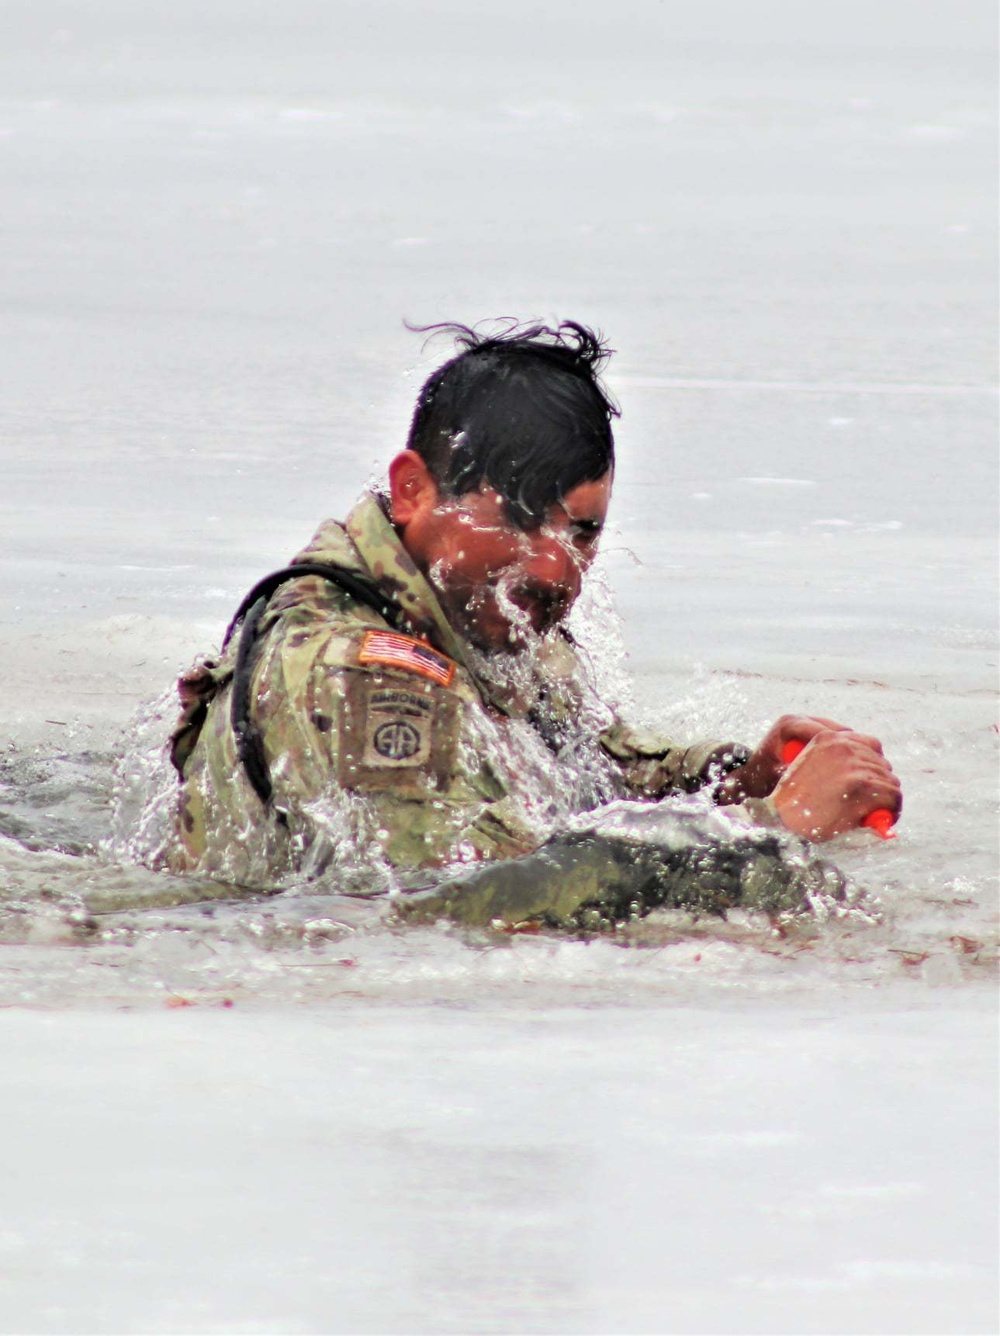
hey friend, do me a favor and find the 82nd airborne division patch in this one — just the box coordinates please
[361,684,433,769]
[338,650,458,794]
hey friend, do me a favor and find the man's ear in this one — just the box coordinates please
[388,450,440,525]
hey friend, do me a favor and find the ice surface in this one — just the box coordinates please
[2,1006,996,1335]
[0,0,996,1330]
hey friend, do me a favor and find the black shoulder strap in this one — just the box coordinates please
[222,561,409,650]
[227,562,411,807]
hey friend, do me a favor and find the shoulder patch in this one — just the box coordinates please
[338,670,458,793]
[357,630,455,687]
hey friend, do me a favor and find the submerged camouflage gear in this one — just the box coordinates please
[397,807,849,931]
[168,492,745,890]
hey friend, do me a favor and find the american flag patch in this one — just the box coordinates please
[357,630,456,687]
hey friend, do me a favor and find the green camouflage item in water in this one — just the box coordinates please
[167,491,745,890]
[395,802,850,931]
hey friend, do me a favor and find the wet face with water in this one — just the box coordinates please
[389,451,612,653]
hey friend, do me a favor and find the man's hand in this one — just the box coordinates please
[716,714,902,842]
[770,729,902,841]
[718,714,852,800]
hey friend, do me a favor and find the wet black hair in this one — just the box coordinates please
[404,319,619,529]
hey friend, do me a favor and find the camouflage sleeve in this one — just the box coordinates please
[396,816,849,930]
[249,594,541,871]
[599,719,751,800]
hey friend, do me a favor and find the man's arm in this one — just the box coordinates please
[599,707,902,844]
[598,719,751,800]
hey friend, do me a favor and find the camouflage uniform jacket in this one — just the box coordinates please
[168,492,743,889]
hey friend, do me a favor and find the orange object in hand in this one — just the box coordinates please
[781,739,808,765]
[780,739,896,838]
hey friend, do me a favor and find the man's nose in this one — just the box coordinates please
[523,531,583,600]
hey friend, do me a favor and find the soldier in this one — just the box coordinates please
[165,321,901,926]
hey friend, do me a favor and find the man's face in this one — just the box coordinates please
[392,455,612,653]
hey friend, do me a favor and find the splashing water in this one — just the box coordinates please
[0,559,995,1006]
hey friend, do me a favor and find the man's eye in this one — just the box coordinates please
[571,522,602,544]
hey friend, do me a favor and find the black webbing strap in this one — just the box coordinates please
[226,562,411,807]
[222,562,409,651]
